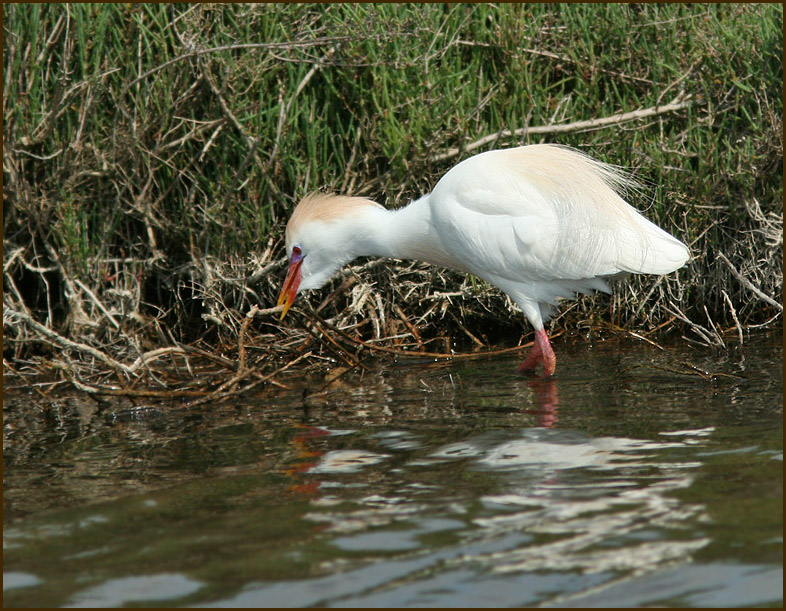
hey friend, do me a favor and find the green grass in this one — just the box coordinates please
[3,3,782,365]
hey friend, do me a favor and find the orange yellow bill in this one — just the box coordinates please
[276,251,304,319]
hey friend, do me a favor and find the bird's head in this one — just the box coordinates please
[276,193,384,319]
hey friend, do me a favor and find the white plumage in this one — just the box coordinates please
[277,144,689,377]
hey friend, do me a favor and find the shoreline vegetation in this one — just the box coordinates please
[3,4,782,402]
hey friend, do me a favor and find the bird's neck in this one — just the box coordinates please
[353,195,459,270]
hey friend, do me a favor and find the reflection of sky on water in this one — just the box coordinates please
[301,426,713,582]
[62,574,204,608]
[306,449,390,474]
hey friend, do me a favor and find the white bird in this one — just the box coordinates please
[277,144,689,377]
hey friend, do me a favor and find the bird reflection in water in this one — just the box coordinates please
[284,423,330,496]
[525,377,559,428]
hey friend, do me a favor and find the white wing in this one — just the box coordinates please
[429,145,689,286]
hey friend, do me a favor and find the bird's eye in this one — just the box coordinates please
[292,246,302,256]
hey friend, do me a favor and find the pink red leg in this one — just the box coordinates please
[518,337,543,371]
[538,329,556,378]
[517,328,556,378]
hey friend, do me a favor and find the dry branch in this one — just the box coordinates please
[6,307,136,378]
[430,95,694,162]
[129,347,188,373]
[717,252,783,312]
[119,37,351,102]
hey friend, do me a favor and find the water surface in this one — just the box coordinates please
[3,333,782,607]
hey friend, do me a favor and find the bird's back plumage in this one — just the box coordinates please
[425,145,688,321]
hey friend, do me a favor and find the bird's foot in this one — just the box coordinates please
[517,340,542,372]
[516,329,556,378]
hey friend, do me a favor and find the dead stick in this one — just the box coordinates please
[73,278,120,329]
[7,307,134,378]
[393,303,425,350]
[129,347,187,373]
[68,378,209,398]
[186,351,312,408]
[239,305,259,373]
[120,37,351,100]
[303,314,365,370]
[717,252,782,312]
[431,96,694,162]
[177,344,239,371]
[304,305,556,361]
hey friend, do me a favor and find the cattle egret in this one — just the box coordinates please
[277,144,689,377]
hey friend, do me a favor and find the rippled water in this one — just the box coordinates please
[3,333,782,607]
